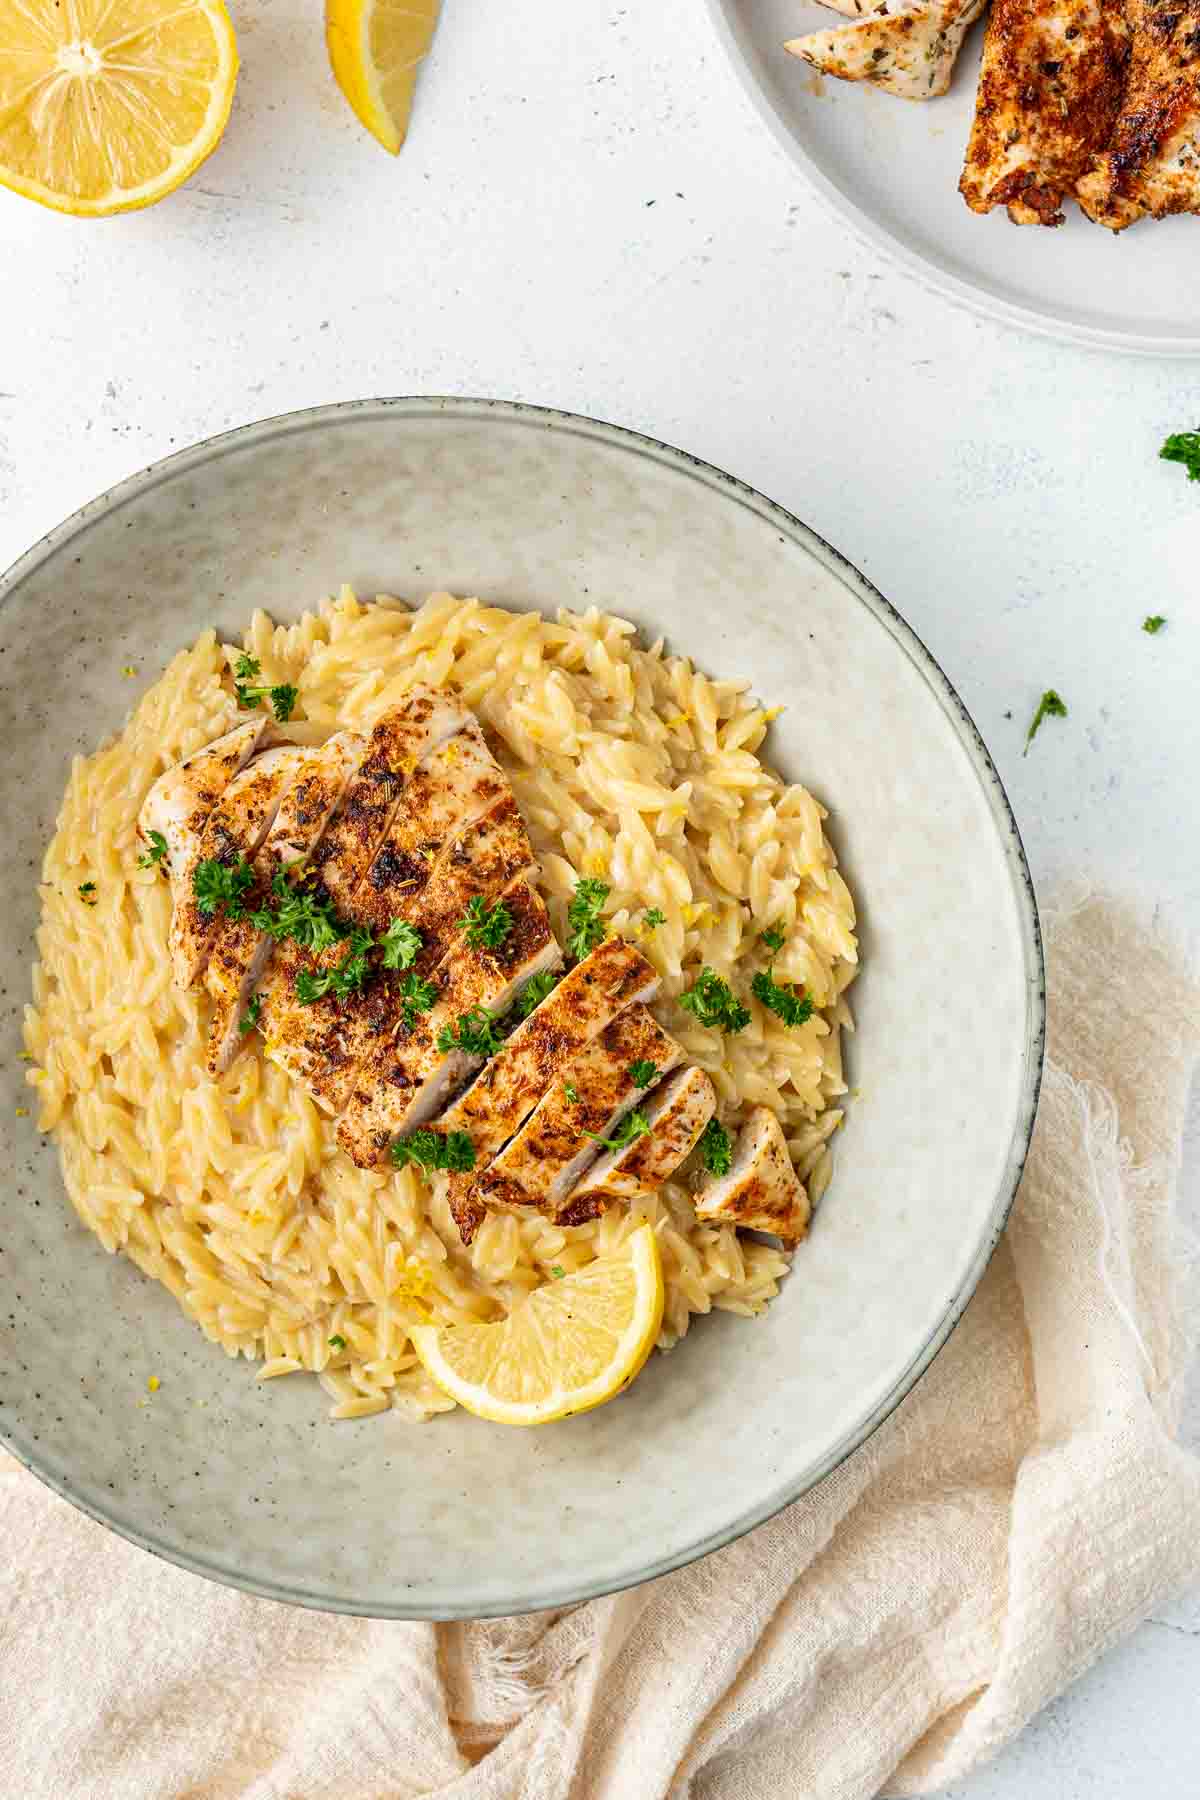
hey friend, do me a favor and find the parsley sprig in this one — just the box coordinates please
[436,1007,504,1058]
[679,967,750,1034]
[379,917,424,969]
[697,1117,733,1177]
[1142,615,1167,635]
[567,877,609,961]
[390,1129,476,1172]
[294,928,375,1003]
[643,907,666,930]
[515,968,559,1019]
[138,830,169,871]
[193,856,255,921]
[397,971,439,1029]
[77,881,97,905]
[1024,689,1068,754]
[250,868,343,950]
[584,1108,650,1153]
[238,993,262,1037]
[1160,431,1200,482]
[232,654,298,723]
[627,1060,658,1088]
[751,928,814,1029]
[457,895,514,950]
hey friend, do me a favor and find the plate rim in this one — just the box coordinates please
[703,0,1200,360]
[0,395,1046,1618]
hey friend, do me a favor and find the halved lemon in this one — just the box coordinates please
[411,1224,665,1426]
[326,0,441,156]
[0,0,238,217]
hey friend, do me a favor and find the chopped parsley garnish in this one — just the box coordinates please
[760,923,786,953]
[566,877,609,961]
[627,1059,658,1087]
[77,881,97,905]
[584,1108,651,1153]
[752,969,814,1028]
[436,1007,503,1058]
[1024,689,1068,754]
[550,1265,566,1280]
[379,917,423,970]
[193,855,255,920]
[698,1117,733,1177]
[250,868,343,952]
[397,971,438,1029]
[1142,615,1167,635]
[328,1334,346,1351]
[232,654,298,723]
[678,966,751,1033]
[457,894,514,950]
[294,929,375,1003]
[643,907,666,930]
[137,830,169,870]
[238,993,262,1037]
[390,1128,476,1172]
[1160,431,1200,482]
[515,968,558,1018]
[563,1082,580,1104]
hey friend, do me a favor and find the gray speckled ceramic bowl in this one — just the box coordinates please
[0,399,1043,1618]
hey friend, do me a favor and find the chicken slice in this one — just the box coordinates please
[347,720,507,935]
[168,745,301,990]
[336,883,562,1162]
[139,717,270,889]
[961,0,1129,224]
[470,1007,685,1218]
[439,938,661,1243]
[260,738,525,1114]
[1076,0,1200,229]
[694,1105,810,1247]
[559,1065,717,1225]
[786,0,988,103]
[203,733,365,1077]
[310,688,471,916]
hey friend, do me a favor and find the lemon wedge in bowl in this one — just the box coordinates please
[412,1223,665,1426]
[0,0,238,217]
[326,0,441,155]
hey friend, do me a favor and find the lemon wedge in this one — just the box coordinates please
[0,0,238,217]
[412,1224,665,1426]
[326,0,441,155]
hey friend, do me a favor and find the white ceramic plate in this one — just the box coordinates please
[708,0,1200,355]
[0,399,1043,1617]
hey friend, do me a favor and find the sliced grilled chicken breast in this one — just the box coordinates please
[439,937,661,1243]
[471,1006,684,1218]
[311,688,471,915]
[694,1105,811,1247]
[336,883,561,1164]
[403,796,535,975]
[347,720,507,934]
[560,1064,717,1225]
[1076,0,1200,229]
[139,717,270,885]
[961,0,1128,224]
[203,733,364,1077]
[786,0,987,103]
[168,745,300,990]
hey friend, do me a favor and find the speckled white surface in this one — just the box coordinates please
[0,0,1195,1787]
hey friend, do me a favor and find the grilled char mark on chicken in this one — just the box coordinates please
[960,0,1129,223]
[559,1064,718,1225]
[203,733,365,1077]
[470,1007,685,1218]
[310,688,471,916]
[139,717,271,890]
[1076,0,1200,227]
[438,938,661,1243]
[694,1105,811,1247]
[786,0,988,103]
[335,882,561,1164]
[168,745,301,991]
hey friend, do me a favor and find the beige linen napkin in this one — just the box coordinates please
[2,893,1198,1800]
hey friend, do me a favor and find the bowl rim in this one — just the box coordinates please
[0,396,1046,1618]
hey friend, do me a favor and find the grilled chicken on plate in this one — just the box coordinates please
[786,0,988,102]
[960,0,1129,223]
[152,666,820,1261]
[1076,0,1200,228]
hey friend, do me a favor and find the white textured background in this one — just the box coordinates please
[0,1,1196,1793]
